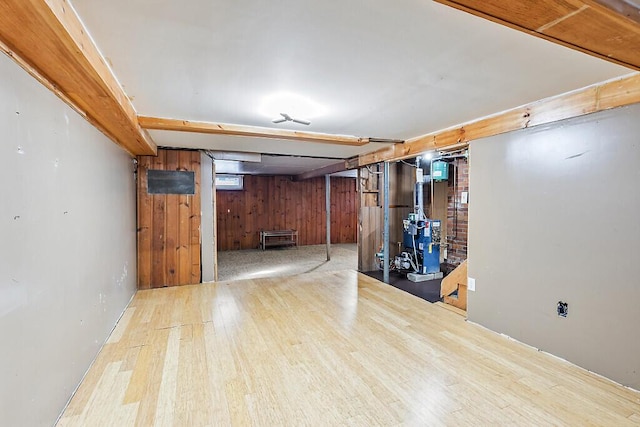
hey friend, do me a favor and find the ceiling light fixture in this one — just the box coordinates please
[260,92,327,123]
[272,112,311,126]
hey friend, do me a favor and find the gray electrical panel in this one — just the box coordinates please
[147,170,195,195]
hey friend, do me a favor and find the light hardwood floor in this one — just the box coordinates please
[58,270,640,426]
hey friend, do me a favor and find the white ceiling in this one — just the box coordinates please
[71,0,631,164]
[148,131,390,158]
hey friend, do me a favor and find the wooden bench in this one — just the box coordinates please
[260,230,298,250]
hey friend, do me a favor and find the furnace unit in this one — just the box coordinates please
[391,156,445,282]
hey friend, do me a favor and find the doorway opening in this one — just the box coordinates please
[357,149,470,309]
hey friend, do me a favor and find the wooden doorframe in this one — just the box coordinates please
[198,152,217,283]
[212,160,218,281]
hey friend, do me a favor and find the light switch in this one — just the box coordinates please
[468,277,476,292]
[461,191,468,204]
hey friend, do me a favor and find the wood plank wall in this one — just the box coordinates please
[358,162,415,272]
[358,206,383,272]
[329,177,358,244]
[430,181,449,263]
[137,149,201,289]
[216,175,357,251]
[358,165,382,272]
[389,162,415,255]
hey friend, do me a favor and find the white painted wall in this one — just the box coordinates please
[0,54,137,425]
[201,153,215,282]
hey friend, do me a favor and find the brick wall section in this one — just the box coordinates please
[445,158,469,272]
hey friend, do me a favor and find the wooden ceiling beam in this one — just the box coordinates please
[0,0,156,156]
[586,0,640,25]
[294,161,349,181]
[358,72,640,166]
[138,116,370,147]
[434,0,640,71]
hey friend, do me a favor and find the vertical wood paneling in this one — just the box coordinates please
[246,175,258,249]
[277,177,285,230]
[233,184,242,249]
[358,165,384,271]
[215,176,357,251]
[358,207,382,272]
[256,176,265,245]
[177,151,191,284]
[295,182,303,245]
[316,178,323,245]
[431,181,448,263]
[137,156,152,289]
[151,151,166,287]
[189,153,202,284]
[304,180,312,245]
[389,162,414,257]
[285,178,294,231]
[212,161,218,281]
[164,150,179,286]
[137,149,201,288]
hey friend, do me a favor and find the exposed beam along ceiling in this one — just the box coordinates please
[1,0,637,161]
[0,0,156,156]
[294,161,349,181]
[138,116,370,147]
[70,0,629,160]
[589,0,640,24]
[435,0,640,70]
[357,72,640,166]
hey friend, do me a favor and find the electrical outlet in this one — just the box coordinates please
[461,191,468,204]
[557,301,568,317]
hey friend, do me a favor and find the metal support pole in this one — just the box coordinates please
[417,156,424,220]
[325,174,331,261]
[383,161,390,284]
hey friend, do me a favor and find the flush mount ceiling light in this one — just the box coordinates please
[272,112,311,125]
[260,92,327,126]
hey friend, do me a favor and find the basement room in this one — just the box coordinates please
[1,1,639,426]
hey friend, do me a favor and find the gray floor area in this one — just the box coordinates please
[216,243,357,282]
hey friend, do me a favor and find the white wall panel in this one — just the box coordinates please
[0,54,137,426]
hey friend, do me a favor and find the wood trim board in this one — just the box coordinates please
[434,0,640,71]
[139,116,369,147]
[357,72,640,166]
[0,0,156,156]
